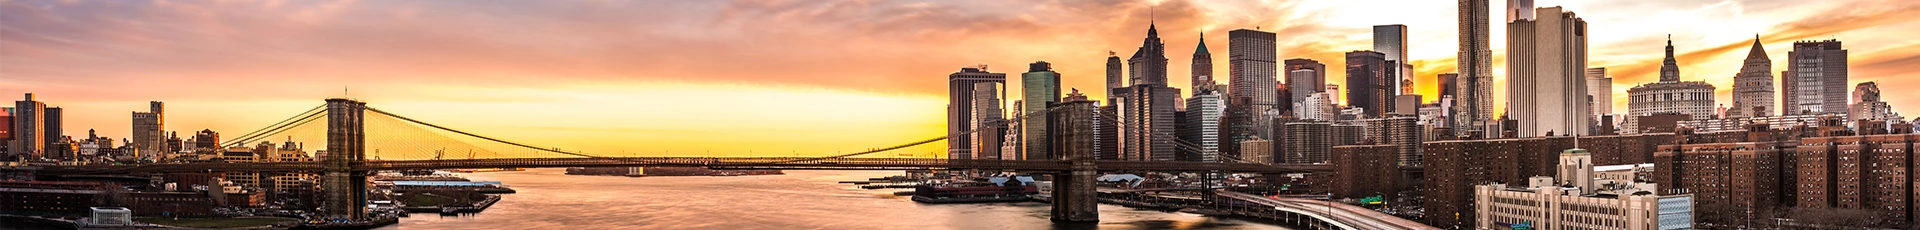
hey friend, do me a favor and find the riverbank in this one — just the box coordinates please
[134,216,301,228]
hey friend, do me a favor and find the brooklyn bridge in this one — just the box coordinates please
[20,98,1414,229]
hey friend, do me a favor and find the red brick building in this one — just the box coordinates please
[1329,144,1396,199]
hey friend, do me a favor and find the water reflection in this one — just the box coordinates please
[378,169,1294,230]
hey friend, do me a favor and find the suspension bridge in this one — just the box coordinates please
[27,98,1355,226]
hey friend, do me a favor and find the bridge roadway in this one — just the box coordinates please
[34,157,1332,174]
[1216,191,1436,230]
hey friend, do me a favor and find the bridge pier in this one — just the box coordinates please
[1049,160,1098,222]
[322,98,368,220]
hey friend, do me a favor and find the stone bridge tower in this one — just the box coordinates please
[322,98,368,219]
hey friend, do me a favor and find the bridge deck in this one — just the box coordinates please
[1217,191,1435,230]
[31,157,1332,174]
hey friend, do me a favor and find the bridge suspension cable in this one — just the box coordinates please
[363,107,627,159]
[765,102,1070,163]
[223,105,326,147]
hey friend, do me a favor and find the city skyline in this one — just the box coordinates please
[5,0,1920,156]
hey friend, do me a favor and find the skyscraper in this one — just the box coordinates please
[1228,29,1278,123]
[1783,39,1847,115]
[1121,86,1180,161]
[1116,22,1181,162]
[1128,24,1169,87]
[1455,0,1495,136]
[1346,51,1390,118]
[1728,36,1776,118]
[1506,6,1589,137]
[11,93,46,159]
[947,68,1007,160]
[1023,62,1064,161]
[1192,33,1215,93]
[969,82,1005,160]
[1285,59,1326,110]
[132,101,165,158]
[1179,92,1224,162]
[1584,68,1612,116]
[1106,52,1125,103]
[1373,24,1413,95]
[1225,28,1278,161]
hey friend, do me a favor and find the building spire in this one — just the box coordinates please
[1745,34,1768,61]
[1194,32,1209,55]
[1659,34,1680,82]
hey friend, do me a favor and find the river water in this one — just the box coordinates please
[376,168,1296,230]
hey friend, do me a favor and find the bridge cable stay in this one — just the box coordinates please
[221,105,325,147]
[223,112,325,148]
[362,107,623,160]
[1088,109,1253,164]
[763,103,1075,164]
[357,111,515,162]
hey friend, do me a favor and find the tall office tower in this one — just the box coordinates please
[132,101,165,158]
[1223,28,1278,160]
[1783,39,1847,115]
[1128,24,1170,86]
[1192,33,1216,93]
[1228,29,1279,124]
[1374,24,1413,95]
[1180,92,1225,162]
[1120,86,1180,161]
[1282,121,1331,164]
[1107,52,1126,103]
[1439,73,1459,100]
[1022,62,1063,161]
[1730,36,1776,118]
[1346,51,1390,118]
[1584,68,1612,115]
[947,68,1007,160]
[1505,6,1589,137]
[1285,59,1326,107]
[1117,23,1181,162]
[969,82,1006,160]
[1455,0,1496,138]
[12,93,46,158]
[1624,37,1716,134]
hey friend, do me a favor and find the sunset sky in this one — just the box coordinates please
[3,0,1917,158]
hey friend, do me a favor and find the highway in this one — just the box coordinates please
[1217,191,1436,230]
